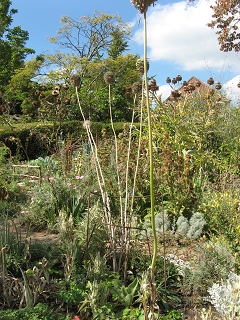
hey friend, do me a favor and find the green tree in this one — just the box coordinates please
[0,0,35,90]
[39,12,140,122]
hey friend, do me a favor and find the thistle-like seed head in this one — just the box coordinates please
[176,75,182,82]
[52,90,59,97]
[83,120,92,130]
[70,74,81,88]
[215,82,222,90]
[136,58,149,74]
[132,82,142,94]
[130,0,157,14]
[104,71,114,84]
[207,77,214,85]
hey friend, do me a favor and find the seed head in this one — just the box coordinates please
[52,90,59,97]
[176,75,182,82]
[83,120,92,130]
[207,77,214,85]
[215,82,222,90]
[149,79,159,92]
[70,74,81,88]
[63,84,69,90]
[131,0,157,14]
[132,82,142,94]
[166,77,171,84]
[171,90,181,98]
[136,58,149,74]
[104,71,114,84]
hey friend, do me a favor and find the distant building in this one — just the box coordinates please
[165,76,225,103]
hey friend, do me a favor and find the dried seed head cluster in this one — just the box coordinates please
[70,74,81,88]
[148,79,159,92]
[104,71,114,84]
[132,82,142,94]
[166,75,182,85]
[83,120,92,130]
[125,86,132,98]
[130,0,157,14]
[215,82,222,90]
[136,58,149,74]
[207,77,214,85]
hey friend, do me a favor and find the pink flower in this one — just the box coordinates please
[67,182,71,187]
[75,175,84,180]
[73,184,77,190]
[74,316,81,320]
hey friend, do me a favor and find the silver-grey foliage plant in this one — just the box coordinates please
[205,272,240,320]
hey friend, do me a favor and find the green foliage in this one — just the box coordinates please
[0,0,35,90]
[199,189,240,249]
[56,279,86,310]
[112,278,140,308]
[160,310,183,319]
[0,303,71,319]
[182,238,236,296]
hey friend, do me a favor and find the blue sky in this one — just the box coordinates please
[10,0,240,101]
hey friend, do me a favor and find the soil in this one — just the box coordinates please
[9,218,61,244]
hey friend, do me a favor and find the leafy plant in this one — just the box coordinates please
[205,272,240,320]
[112,277,140,308]
[0,303,71,319]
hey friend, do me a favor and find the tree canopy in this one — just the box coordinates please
[0,0,35,90]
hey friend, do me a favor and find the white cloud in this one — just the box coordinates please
[222,76,240,103]
[157,84,172,101]
[133,0,240,72]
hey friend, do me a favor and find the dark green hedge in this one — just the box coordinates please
[0,121,138,160]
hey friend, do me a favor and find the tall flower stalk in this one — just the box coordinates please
[71,74,118,271]
[131,0,158,318]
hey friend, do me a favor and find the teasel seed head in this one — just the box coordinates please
[149,79,159,92]
[237,82,240,88]
[166,77,171,84]
[39,93,46,99]
[176,75,182,82]
[195,80,201,87]
[54,84,61,91]
[136,58,149,74]
[207,77,214,85]
[83,120,92,130]
[171,78,177,85]
[64,98,71,105]
[130,0,157,14]
[132,82,142,94]
[56,98,61,105]
[171,90,181,98]
[52,90,59,97]
[70,74,81,88]
[62,84,69,90]
[104,71,114,84]
[215,82,222,90]
[125,86,132,98]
